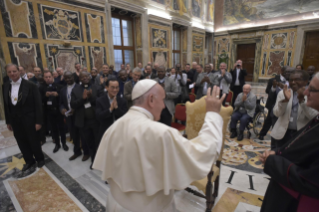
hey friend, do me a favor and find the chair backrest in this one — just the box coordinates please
[225,90,233,106]
[189,93,196,103]
[175,104,186,121]
[185,96,233,161]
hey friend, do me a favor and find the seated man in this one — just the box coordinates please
[230,84,256,141]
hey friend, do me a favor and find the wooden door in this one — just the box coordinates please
[303,31,319,71]
[237,43,256,82]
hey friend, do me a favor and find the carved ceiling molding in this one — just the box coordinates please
[109,0,147,14]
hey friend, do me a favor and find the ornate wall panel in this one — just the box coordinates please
[213,35,231,68]
[45,44,86,73]
[192,32,205,66]
[88,46,107,71]
[38,5,82,41]
[85,14,105,44]
[148,23,171,68]
[0,0,37,38]
[8,42,42,72]
[259,28,297,78]
[0,0,108,72]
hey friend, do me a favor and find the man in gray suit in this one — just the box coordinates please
[230,84,256,141]
[154,66,179,126]
[212,62,232,105]
[195,64,215,99]
[124,67,142,108]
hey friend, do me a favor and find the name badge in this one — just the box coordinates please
[84,102,91,109]
[47,101,52,105]
[290,117,293,122]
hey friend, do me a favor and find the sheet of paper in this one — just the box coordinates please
[189,84,194,89]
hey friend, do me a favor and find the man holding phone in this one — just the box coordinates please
[230,60,247,107]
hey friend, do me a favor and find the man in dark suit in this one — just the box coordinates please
[182,63,194,92]
[124,68,142,108]
[258,66,288,141]
[54,67,66,86]
[96,78,127,145]
[118,70,128,98]
[230,60,247,107]
[40,71,68,153]
[29,66,42,87]
[71,71,99,168]
[3,64,45,171]
[60,71,90,161]
[96,64,116,89]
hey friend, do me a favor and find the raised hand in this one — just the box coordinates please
[205,86,226,113]
[283,84,291,102]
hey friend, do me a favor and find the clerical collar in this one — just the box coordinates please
[131,106,154,120]
[11,77,22,85]
[67,83,75,88]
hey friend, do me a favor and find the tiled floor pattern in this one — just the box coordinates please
[0,113,271,212]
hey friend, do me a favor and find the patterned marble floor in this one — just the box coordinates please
[0,117,271,212]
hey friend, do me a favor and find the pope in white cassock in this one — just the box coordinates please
[93,79,226,212]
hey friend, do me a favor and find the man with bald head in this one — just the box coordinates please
[71,71,99,168]
[93,80,225,212]
[230,84,256,141]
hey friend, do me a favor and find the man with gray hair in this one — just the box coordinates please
[124,67,142,108]
[153,66,179,126]
[93,81,225,212]
[212,62,232,106]
[230,84,256,141]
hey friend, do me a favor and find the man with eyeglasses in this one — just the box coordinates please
[270,70,318,148]
[124,67,142,108]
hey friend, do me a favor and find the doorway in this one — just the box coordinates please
[302,31,319,71]
[237,43,256,82]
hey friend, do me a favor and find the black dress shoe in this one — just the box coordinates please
[22,163,35,171]
[37,160,45,168]
[230,129,237,138]
[82,155,90,161]
[62,143,69,151]
[69,154,81,161]
[237,131,244,141]
[53,144,61,153]
[258,135,264,140]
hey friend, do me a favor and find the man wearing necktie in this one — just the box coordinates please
[270,70,318,149]
[3,64,45,172]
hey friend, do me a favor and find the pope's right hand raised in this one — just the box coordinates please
[205,86,226,113]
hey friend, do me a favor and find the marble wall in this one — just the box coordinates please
[259,29,297,78]
[149,22,171,68]
[0,0,109,73]
[192,31,205,66]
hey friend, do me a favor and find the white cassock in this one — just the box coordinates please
[93,106,223,212]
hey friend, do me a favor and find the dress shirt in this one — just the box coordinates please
[11,77,22,105]
[235,68,240,86]
[22,73,28,80]
[67,83,75,109]
[288,92,298,130]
